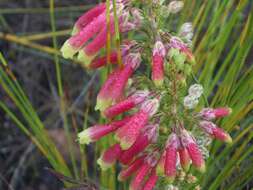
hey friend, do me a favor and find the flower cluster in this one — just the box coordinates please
[61,1,233,190]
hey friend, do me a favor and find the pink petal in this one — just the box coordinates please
[118,156,145,181]
[119,133,150,165]
[73,3,106,34]
[130,163,150,190]
[142,170,158,190]
[115,110,149,150]
[97,144,122,170]
[165,147,177,182]
[89,51,118,69]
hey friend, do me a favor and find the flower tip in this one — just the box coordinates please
[77,50,96,68]
[60,40,77,59]
[225,134,233,144]
[119,139,132,150]
[77,130,92,145]
[117,173,125,181]
[97,157,111,171]
[95,98,112,112]
[182,163,190,172]
[154,79,164,87]
[197,163,206,173]
[165,176,175,183]
[71,25,79,36]
[228,107,233,115]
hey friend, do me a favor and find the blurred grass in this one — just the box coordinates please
[0,0,253,190]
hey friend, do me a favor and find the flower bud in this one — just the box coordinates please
[152,41,166,86]
[199,121,232,143]
[140,98,160,117]
[183,95,199,109]
[164,133,180,182]
[72,3,106,35]
[168,1,184,14]
[179,22,193,40]
[104,90,149,118]
[188,84,204,99]
[180,129,205,173]
[199,107,232,120]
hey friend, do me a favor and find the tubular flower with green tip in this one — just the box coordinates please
[178,146,191,171]
[119,124,158,165]
[199,121,232,143]
[95,68,122,111]
[71,3,106,35]
[199,107,232,120]
[164,133,180,182]
[115,98,159,150]
[104,90,149,118]
[180,129,205,173]
[129,151,159,190]
[152,41,166,86]
[78,116,132,144]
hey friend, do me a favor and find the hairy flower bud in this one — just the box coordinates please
[199,107,232,120]
[164,133,180,182]
[71,3,106,35]
[188,84,203,99]
[199,121,232,143]
[152,41,166,86]
[180,129,205,172]
[168,1,184,14]
[115,110,149,150]
[104,90,149,118]
[183,95,199,109]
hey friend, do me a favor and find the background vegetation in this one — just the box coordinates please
[0,0,252,189]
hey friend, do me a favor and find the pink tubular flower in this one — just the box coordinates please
[118,155,145,181]
[97,144,122,170]
[164,133,180,182]
[142,170,158,190]
[95,68,121,111]
[110,53,142,102]
[78,116,131,144]
[119,124,157,165]
[89,51,118,69]
[77,16,116,65]
[178,147,191,171]
[89,40,136,69]
[180,129,205,173]
[115,99,159,150]
[61,12,107,59]
[130,151,159,190]
[104,90,149,118]
[199,121,232,143]
[130,162,151,190]
[71,3,106,35]
[152,41,166,86]
[199,107,232,120]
